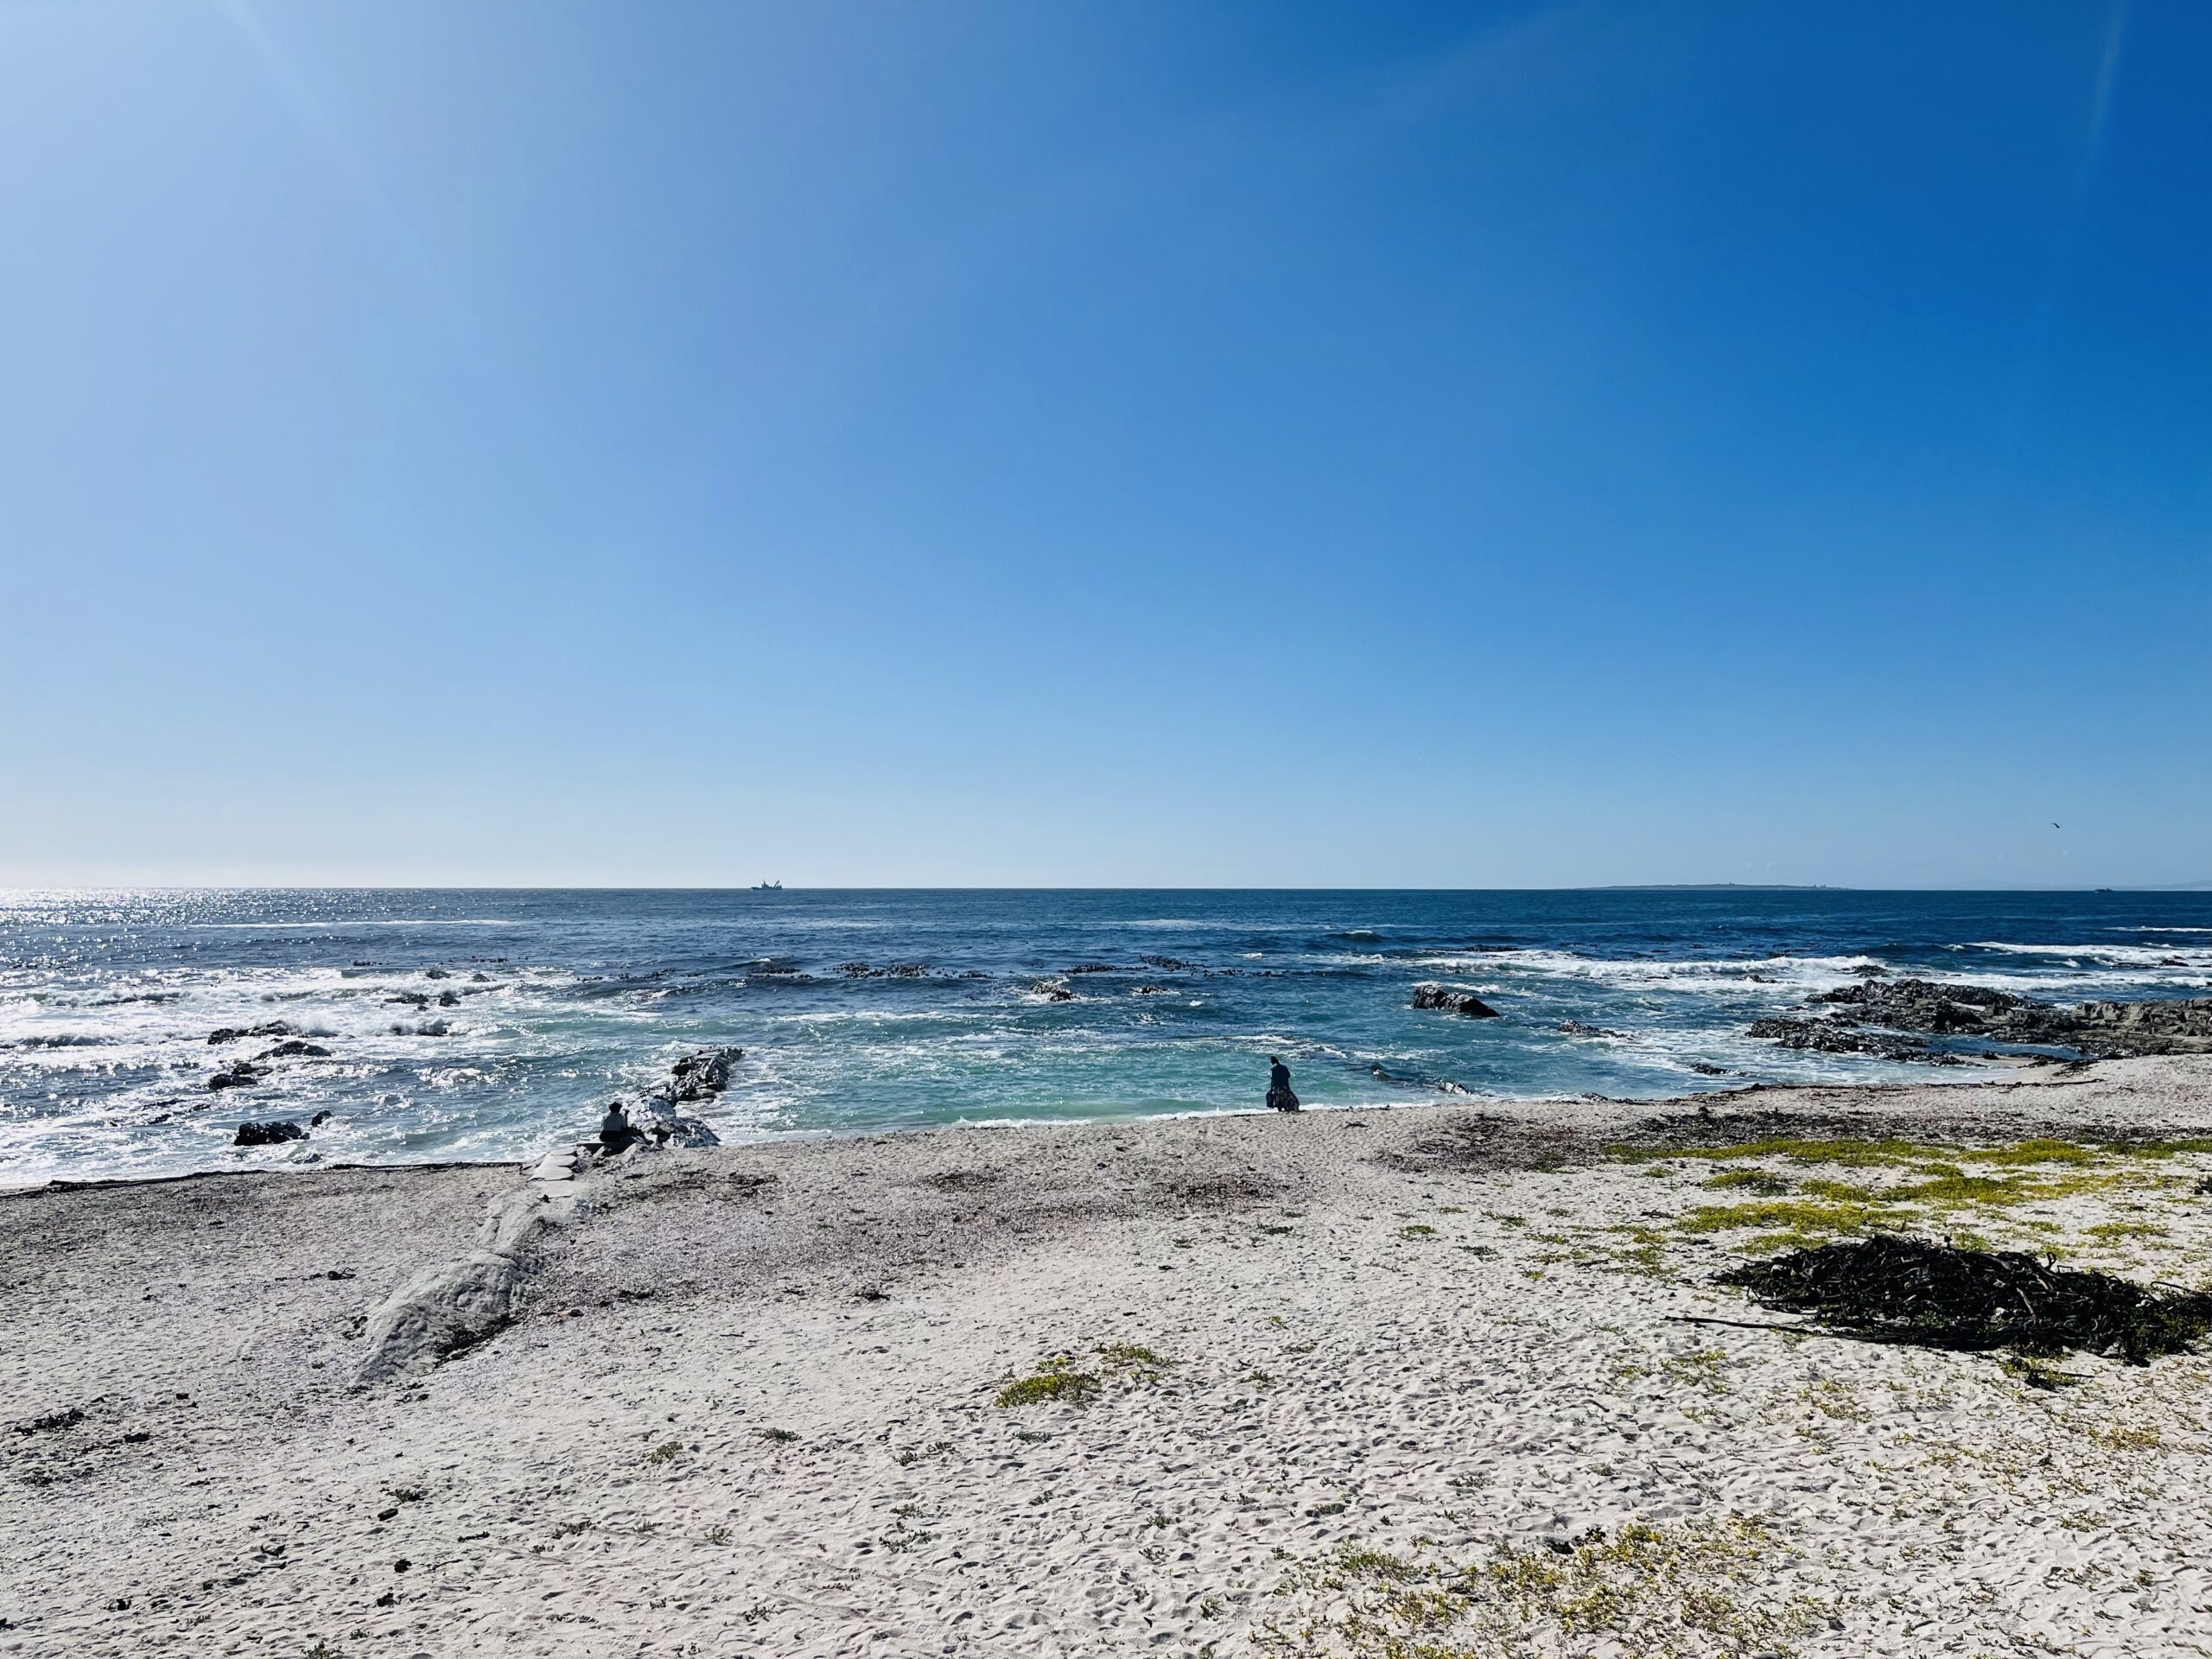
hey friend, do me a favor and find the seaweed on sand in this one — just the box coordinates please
[1717,1235,2212,1365]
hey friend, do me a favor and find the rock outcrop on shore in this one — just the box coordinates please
[1746,976,2212,1063]
[1746,1015,1966,1065]
[637,1046,742,1146]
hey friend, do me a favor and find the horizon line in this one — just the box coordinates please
[2,881,2206,895]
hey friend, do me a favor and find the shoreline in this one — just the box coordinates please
[6,1058,2212,1655]
[0,1047,2081,1200]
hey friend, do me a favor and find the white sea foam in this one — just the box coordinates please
[1963,939,2209,964]
[1410,949,1885,996]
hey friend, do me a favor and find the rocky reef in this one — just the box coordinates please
[1746,976,2212,1064]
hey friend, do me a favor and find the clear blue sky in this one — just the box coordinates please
[2,2,2205,888]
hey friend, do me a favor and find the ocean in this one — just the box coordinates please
[3,887,2209,1184]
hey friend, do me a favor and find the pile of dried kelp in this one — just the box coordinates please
[1718,1235,2212,1364]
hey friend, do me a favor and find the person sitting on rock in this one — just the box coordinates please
[598,1101,646,1154]
[1265,1055,1300,1113]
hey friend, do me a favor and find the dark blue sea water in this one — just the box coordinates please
[3,887,2209,1183]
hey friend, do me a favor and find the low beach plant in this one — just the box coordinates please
[1097,1341,1173,1374]
[996,1354,1101,1408]
[1703,1168,1791,1195]
[1256,1514,1821,1659]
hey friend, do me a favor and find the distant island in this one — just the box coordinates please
[1593,883,1848,892]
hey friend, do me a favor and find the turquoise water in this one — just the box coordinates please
[3,887,2208,1182]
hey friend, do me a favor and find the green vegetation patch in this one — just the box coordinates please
[1633,1131,2212,1260]
[1258,1514,1821,1659]
[995,1357,1100,1408]
[1703,1169,1791,1195]
[1617,1134,2160,1173]
[997,1342,1176,1408]
[1679,1198,1891,1239]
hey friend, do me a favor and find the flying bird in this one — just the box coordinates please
[2051,822,2062,830]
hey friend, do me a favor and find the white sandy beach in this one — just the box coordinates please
[6,1060,2212,1658]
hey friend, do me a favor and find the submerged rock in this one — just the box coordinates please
[1413,985,1502,1019]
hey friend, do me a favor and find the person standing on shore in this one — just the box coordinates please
[1266,1055,1300,1113]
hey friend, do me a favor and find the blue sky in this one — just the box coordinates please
[2,1,2205,887]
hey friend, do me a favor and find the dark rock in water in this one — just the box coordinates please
[664,1047,741,1104]
[1413,985,1501,1019]
[437,990,461,1007]
[1808,977,2018,1033]
[1780,976,2212,1059]
[610,1048,747,1150]
[1745,1015,1955,1065]
[1065,963,1125,976]
[1847,963,1891,978]
[233,1120,307,1147]
[840,961,931,979]
[207,1061,264,1091]
[1558,1020,1624,1038]
[208,1022,294,1046]
[2042,996,2212,1055]
[425,968,451,980]
[1689,1062,1730,1076]
[387,991,431,1009]
[258,1039,331,1059]
[310,1110,333,1127]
